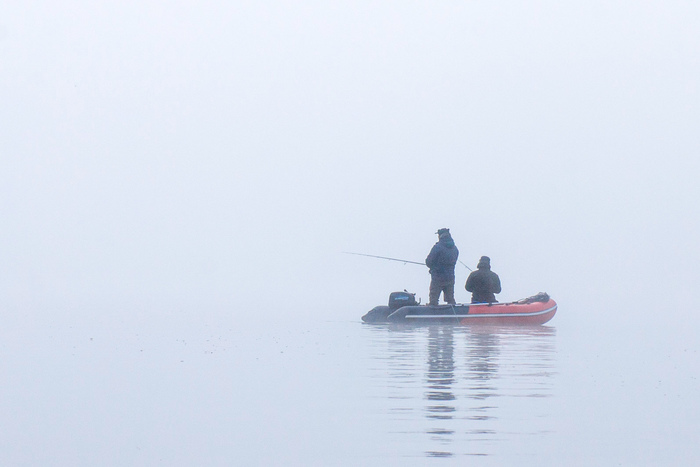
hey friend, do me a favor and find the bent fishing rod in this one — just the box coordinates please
[343,252,472,271]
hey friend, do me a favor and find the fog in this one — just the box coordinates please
[1,1,699,465]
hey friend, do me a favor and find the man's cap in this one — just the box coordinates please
[436,228,450,235]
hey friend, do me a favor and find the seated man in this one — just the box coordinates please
[465,256,501,303]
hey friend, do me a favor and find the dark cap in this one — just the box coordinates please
[477,256,491,268]
[436,228,450,236]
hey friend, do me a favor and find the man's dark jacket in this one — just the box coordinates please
[465,266,501,303]
[425,236,459,285]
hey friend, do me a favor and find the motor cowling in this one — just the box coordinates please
[388,291,417,310]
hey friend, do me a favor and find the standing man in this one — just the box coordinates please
[465,256,502,303]
[426,228,459,306]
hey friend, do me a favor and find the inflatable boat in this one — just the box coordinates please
[362,292,557,325]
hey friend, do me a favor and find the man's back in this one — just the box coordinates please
[465,256,501,303]
[426,238,459,280]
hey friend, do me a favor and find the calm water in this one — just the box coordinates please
[1,304,698,466]
[360,324,557,463]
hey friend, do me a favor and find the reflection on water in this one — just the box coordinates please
[425,326,456,458]
[366,324,557,461]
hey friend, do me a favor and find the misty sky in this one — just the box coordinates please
[2,1,699,325]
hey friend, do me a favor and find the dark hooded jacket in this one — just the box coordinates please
[425,235,459,285]
[465,258,501,303]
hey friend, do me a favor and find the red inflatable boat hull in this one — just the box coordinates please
[363,296,557,325]
[457,299,557,325]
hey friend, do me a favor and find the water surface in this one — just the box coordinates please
[1,305,698,466]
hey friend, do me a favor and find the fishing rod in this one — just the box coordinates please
[342,252,425,266]
[343,252,473,271]
[458,260,473,272]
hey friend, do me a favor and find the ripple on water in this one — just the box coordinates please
[363,324,557,461]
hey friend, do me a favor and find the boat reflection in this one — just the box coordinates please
[368,324,557,460]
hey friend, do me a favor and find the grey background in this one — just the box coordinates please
[1,2,699,464]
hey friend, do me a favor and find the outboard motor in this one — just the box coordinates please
[362,290,419,323]
[388,290,418,309]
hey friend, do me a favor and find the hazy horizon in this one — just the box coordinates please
[1,2,699,465]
